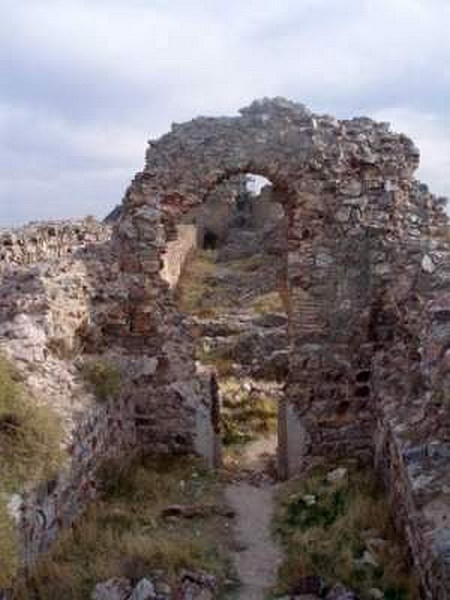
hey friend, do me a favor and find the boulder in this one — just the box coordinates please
[175,570,217,600]
[326,583,360,600]
[130,578,157,600]
[92,577,132,600]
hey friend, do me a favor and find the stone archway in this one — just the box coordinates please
[113,97,421,477]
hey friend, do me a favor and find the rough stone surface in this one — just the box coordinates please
[92,577,133,600]
[0,217,110,269]
[1,98,450,598]
[113,98,449,598]
[130,578,157,600]
[325,584,360,600]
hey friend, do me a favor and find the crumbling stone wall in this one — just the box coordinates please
[248,185,284,230]
[160,224,197,289]
[19,394,135,562]
[1,99,449,597]
[0,221,216,572]
[113,98,450,597]
[182,175,244,248]
[370,192,450,599]
[0,224,138,566]
[0,218,110,269]
[116,98,421,468]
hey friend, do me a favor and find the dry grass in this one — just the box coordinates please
[0,501,20,590]
[81,359,121,402]
[15,455,232,600]
[0,355,64,588]
[220,377,277,446]
[222,254,265,273]
[251,291,284,316]
[274,463,420,600]
[175,250,224,317]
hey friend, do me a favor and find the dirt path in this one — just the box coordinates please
[175,211,286,598]
[224,434,283,599]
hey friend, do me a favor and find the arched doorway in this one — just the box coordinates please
[115,98,415,477]
[170,173,288,477]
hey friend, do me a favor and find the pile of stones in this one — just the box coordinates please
[92,570,217,600]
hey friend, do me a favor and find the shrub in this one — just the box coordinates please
[82,359,121,402]
[219,377,277,446]
[0,356,64,491]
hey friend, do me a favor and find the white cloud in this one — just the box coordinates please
[0,104,146,166]
[0,0,449,224]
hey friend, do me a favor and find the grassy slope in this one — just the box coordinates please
[176,250,284,320]
[274,462,420,600]
[15,456,234,600]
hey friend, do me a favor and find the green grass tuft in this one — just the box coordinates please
[81,359,121,402]
[274,464,420,600]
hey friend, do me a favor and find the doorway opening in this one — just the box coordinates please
[176,173,288,480]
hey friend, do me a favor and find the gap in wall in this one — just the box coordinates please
[175,173,288,478]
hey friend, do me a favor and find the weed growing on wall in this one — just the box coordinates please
[81,359,121,402]
[0,355,64,588]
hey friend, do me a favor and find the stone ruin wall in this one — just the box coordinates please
[0,99,449,598]
[183,176,243,247]
[160,224,197,289]
[0,218,110,270]
[0,216,215,575]
[364,181,450,597]
[248,185,285,230]
[371,201,450,597]
[0,219,136,564]
[113,99,450,598]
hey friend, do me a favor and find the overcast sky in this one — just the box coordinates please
[1,0,449,226]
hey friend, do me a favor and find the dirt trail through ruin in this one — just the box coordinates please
[224,434,283,600]
[176,197,287,598]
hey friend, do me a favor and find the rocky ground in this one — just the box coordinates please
[177,209,289,600]
[8,205,419,599]
[176,211,419,600]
